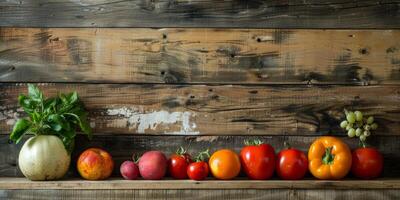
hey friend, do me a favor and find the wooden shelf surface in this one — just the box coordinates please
[0,177,399,190]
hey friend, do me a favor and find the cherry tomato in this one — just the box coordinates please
[240,141,275,180]
[187,161,209,180]
[168,148,192,179]
[209,149,241,180]
[168,154,191,179]
[276,148,308,180]
[351,147,383,179]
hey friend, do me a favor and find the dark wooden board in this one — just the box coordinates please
[1,189,399,200]
[1,28,400,84]
[1,135,399,177]
[0,178,400,190]
[0,1,400,28]
[1,83,399,136]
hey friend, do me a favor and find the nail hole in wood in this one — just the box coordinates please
[256,38,261,42]
[162,34,167,39]
[359,48,369,55]
[160,71,165,75]
[190,95,195,99]
[249,90,258,94]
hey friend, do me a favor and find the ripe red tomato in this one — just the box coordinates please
[276,148,308,180]
[240,141,275,180]
[187,161,209,180]
[168,153,192,179]
[351,147,383,179]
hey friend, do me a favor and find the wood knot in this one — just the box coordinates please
[359,48,369,55]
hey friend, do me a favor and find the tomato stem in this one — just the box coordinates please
[283,141,291,149]
[176,146,187,155]
[194,149,210,162]
[244,139,263,146]
[322,147,335,165]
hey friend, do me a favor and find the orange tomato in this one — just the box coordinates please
[209,149,241,180]
[308,136,352,180]
[77,148,114,180]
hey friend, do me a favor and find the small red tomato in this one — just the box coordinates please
[168,147,192,179]
[187,161,209,181]
[351,147,383,179]
[168,154,191,179]
[276,148,308,180]
[240,140,275,180]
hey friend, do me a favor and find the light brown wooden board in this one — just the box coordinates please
[1,28,400,84]
[0,178,399,190]
[0,189,399,200]
[0,0,399,29]
[1,84,399,136]
[1,135,399,177]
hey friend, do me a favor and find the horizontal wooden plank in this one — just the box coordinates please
[1,189,399,200]
[1,28,400,84]
[0,178,400,190]
[0,1,399,28]
[1,135,399,177]
[1,84,399,136]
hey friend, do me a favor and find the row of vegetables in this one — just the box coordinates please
[76,135,383,181]
[9,85,384,181]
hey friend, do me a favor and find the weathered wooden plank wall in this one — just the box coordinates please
[0,84,399,136]
[0,0,399,28]
[0,28,399,84]
[1,0,400,199]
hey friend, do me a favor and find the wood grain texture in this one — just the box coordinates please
[1,135,399,177]
[0,189,399,200]
[0,177,399,190]
[1,83,399,136]
[1,28,400,84]
[0,0,399,28]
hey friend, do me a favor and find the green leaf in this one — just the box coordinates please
[64,113,92,139]
[10,119,31,144]
[10,84,92,155]
[28,84,43,102]
[43,97,57,113]
[48,114,68,132]
[18,95,37,114]
[67,92,78,105]
[49,123,62,132]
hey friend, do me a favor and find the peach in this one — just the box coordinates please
[77,148,114,180]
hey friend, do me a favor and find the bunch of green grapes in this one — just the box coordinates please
[340,109,378,141]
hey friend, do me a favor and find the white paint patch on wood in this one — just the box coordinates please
[106,107,200,135]
[0,106,22,126]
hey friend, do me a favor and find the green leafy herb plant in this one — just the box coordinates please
[9,84,92,154]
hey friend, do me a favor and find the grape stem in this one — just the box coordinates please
[359,139,367,148]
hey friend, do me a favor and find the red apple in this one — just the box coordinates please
[138,151,167,180]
